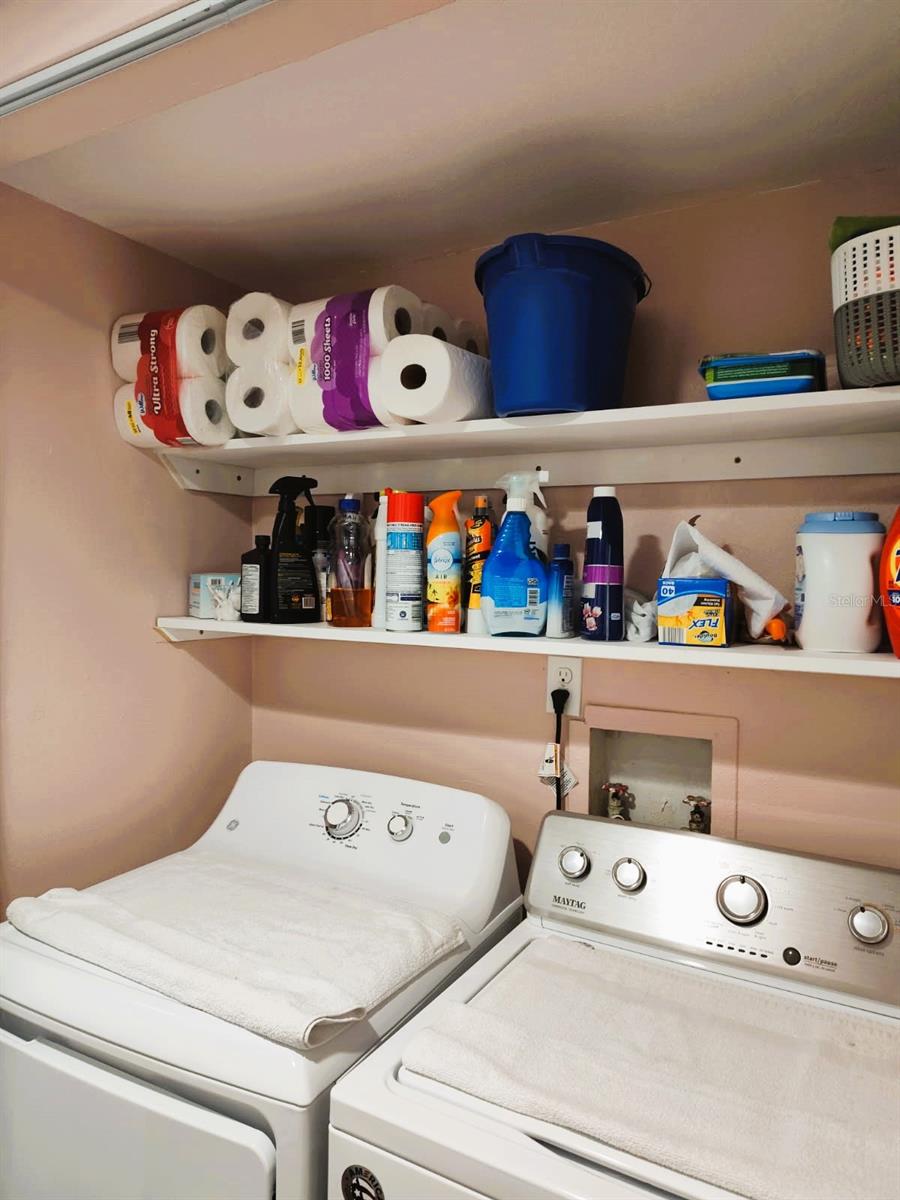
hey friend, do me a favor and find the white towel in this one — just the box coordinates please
[7,849,464,1049]
[402,936,900,1200]
[625,587,657,642]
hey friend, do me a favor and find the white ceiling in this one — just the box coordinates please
[3,0,899,288]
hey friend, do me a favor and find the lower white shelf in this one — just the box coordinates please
[156,618,900,678]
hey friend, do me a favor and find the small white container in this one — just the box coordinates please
[795,512,885,652]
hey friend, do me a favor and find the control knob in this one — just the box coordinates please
[716,874,767,925]
[558,846,590,880]
[324,798,363,839]
[387,813,413,842]
[848,905,890,945]
[612,857,646,892]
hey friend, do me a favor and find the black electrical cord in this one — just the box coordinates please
[550,687,570,811]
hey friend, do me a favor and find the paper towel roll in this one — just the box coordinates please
[377,335,493,424]
[367,357,413,427]
[454,318,488,357]
[286,284,423,361]
[226,293,292,367]
[113,384,157,446]
[179,377,235,446]
[421,303,455,342]
[111,306,228,381]
[226,363,301,436]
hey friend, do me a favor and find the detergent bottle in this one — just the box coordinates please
[880,505,900,658]
[481,476,549,636]
[426,490,463,633]
[496,470,549,561]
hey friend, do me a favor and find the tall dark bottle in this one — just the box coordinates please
[240,534,271,623]
[580,485,624,641]
[268,476,321,623]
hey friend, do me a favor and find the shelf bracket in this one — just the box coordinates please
[161,455,257,496]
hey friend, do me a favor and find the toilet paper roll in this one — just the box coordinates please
[286,284,423,362]
[179,377,235,446]
[226,293,293,367]
[288,375,332,433]
[111,306,228,381]
[226,363,301,436]
[377,335,493,424]
[421,303,455,342]
[454,318,488,357]
[113,384,157,446]
[367,357,413,427]
[114,379,235,447]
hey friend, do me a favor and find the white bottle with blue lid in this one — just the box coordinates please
[795,511,885,653]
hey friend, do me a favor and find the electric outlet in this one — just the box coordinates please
[546,656,582,718]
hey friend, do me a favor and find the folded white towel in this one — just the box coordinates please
[402,935,900,1200]
[7,848,464,1049]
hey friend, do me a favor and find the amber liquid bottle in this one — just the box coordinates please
[328,495,373,628]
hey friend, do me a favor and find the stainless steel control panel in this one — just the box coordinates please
[526,812,900,1006]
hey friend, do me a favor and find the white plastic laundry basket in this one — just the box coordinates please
[831,225,899,387]
[831,225,898,310]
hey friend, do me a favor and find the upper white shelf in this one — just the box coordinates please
[158,387,900,495]
[156,617,900,679]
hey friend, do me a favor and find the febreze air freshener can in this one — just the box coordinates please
[426,491,463,634]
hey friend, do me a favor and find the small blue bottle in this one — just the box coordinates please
[546,544,575,638]
[580,486,624,641]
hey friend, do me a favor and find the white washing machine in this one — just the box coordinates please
[0,761,522,1200]
[329,810,900,1200]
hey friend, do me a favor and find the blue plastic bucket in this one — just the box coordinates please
[475,233,650,417]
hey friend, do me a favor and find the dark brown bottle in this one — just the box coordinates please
[240,535,270,623]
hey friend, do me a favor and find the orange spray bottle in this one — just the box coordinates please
[426,490,463,633]
[880,505,900,658]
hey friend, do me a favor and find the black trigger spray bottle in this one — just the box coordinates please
[268,476,321,623]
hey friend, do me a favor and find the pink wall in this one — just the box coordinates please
[2,169,897,911]
[253,170,900,875]
[0,184,251,910]
[253,474,900,878]
[285,167,900,408]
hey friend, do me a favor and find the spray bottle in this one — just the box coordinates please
[268,476,320,623]
[481,475,549,636]
[301,502,335,616]
[426,490,463,633]
[496,470,549,561]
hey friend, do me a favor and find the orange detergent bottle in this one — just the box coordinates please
[880,505,900,658]
[426,490,463,633]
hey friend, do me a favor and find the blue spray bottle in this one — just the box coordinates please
[481,475,549,636]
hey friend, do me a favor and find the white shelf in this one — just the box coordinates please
[156,617,900,678]
[158,388,900,495]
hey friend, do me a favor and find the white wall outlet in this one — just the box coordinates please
[546,656,582,718]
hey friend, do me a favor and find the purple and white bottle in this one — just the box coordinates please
[580,486,624,641]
